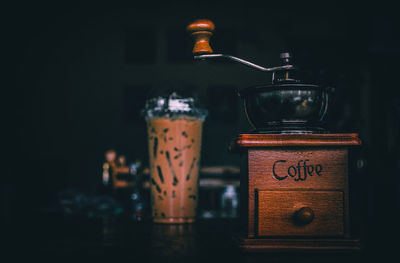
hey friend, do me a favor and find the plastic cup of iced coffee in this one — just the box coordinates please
[142,92,208,223]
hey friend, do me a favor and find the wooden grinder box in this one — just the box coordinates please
[233,133,362,252]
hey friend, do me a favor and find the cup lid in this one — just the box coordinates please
[141,92,208,120]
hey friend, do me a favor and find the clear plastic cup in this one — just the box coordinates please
[142,92,207,223]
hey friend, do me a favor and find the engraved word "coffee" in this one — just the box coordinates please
[272,159,322,181]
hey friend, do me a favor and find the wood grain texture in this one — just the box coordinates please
[246,148,349,237]
[235,133,361,148]
[249,148,348,189]
[257,190,344,236]
[234,236,361,252]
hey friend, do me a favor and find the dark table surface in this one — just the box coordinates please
[3,213,389,263]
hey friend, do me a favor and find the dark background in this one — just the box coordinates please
[2,1,400,261]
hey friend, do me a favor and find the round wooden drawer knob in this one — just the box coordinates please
[293,207,314,226]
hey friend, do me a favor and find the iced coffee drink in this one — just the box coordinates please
[142,93,207,223]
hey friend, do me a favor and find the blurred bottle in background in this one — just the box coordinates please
[220,185,239,218]
[129,160,147,221]
[102,149,117,193]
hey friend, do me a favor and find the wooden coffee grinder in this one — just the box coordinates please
[187,19,362,252]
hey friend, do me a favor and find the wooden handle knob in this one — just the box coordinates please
[293,207,314,226]
[187,19,215,54]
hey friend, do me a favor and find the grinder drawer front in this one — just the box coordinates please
[257,190,344,237]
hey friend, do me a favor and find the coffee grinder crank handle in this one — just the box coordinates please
[186,19,295,73]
